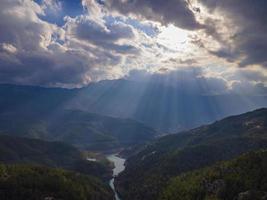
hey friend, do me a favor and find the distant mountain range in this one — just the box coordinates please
[1,81,267,133]
[1,82,267,200]
[115,108,267,200]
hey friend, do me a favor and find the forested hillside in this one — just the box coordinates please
[0,110,157,151]
[0,135,111,181]
[115,108,267,200]
[160,150,267,200]
[0,164,114,200]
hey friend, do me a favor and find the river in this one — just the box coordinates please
[107,154,126,200]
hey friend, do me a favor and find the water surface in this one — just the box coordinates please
[107,154,126,200]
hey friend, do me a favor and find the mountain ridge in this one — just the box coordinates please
[115,107,267,200]
[160,150,267,200]
[0,109,157,151]
[0,135,112,181]
[1,82,267,133]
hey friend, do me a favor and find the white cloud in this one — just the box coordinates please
[0,0,266,92]
[1,43,17,54]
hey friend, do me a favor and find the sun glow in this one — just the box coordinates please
[157,24,189,51]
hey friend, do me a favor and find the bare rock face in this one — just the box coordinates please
[237,190,267,200]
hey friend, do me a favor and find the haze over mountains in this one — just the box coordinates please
[1,81,267,200]
[0,105,156,151]
[2,82,267,200]
[1,81,267,133]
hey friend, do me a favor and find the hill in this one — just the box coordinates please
[115,108,267,200]
[0,135,111,181]
[160,150,267,200]
[0,164,113,200]
[1,83,267,133]
[0,110,157,151]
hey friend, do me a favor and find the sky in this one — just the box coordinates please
[0,0,267,95]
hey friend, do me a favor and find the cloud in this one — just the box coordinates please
[42,0,62,14]
[75,19,134,42]
[0,0,266,89]
[127,67,267,95]
[1,43,17,54]
[104,0,203,30]
[0,0,89,87]
[0,0,141,87]
[231,81,267,96]
[64,15,139,54]
[198,0,267,68]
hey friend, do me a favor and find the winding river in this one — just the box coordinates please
[107,154,126,200]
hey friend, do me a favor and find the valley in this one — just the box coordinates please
[0,109,157,151]
[0,83,267,200]
[107,154,126,200]
[1,83,267,133]
[1,1,267,199]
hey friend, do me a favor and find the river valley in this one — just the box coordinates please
[107,154,126,200]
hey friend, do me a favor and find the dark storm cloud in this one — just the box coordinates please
[199,0,267,68]
[0,47,97,87]
[104,0,203,30]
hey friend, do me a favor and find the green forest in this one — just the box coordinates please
[160,150,267,200]
[0,164,113,200]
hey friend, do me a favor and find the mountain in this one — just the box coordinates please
[0,84,74,115]
[0,110,157,151]
[0,164,113,200]
[160,150,267,200]
[115,108,267,200]
[1,82,267,133]
[0,135,111,181]
[77,80,267,132]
